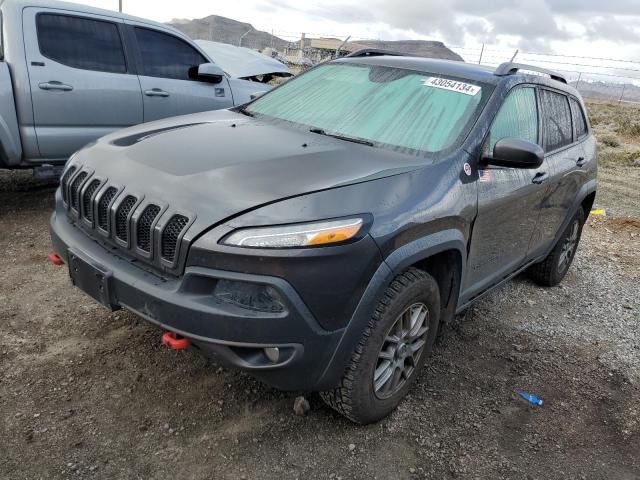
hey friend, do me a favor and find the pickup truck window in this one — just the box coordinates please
[134,27,207,81]
[246,63,490,156]
[485,87,538,155]
[36,13,126,74]
[540,89,573,152]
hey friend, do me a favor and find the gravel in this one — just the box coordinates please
[1,170,638,479]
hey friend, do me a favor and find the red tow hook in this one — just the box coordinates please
[48,252,64,266]
[161,332,191,351]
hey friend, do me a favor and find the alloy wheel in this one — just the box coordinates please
[558,220,579,273]
[373,302,430,399]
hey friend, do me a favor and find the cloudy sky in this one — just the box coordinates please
[80,0,640,73]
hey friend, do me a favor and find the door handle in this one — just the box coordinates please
[144,88,169,97]
[39,81,73,91]
[532,172,549,184]
[576,157,587,167]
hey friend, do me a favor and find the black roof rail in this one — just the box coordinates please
[345,48,409,58]
[495,62,567,84]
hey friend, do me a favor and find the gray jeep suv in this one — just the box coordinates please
[50,54,597,424]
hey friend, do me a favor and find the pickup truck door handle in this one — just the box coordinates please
[39,81,73,91]
[532,172,549,184]
[576,157,587,167]
[144,88,170,97]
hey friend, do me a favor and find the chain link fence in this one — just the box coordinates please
[186,24,640,103]
[450,45,640,104]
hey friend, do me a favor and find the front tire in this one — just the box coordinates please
[528,208,585,287]
[320,268,440,424]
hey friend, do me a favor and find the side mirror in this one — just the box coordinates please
[196,63,225,83]
[486,138,544,169]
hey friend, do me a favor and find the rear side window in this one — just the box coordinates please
[485,87,538,155]
[540,90,573,152]
[570,98,588,138]
[36,14,126,73]
[134,28,206,80]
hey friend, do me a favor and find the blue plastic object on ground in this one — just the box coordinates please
[518,391,544,406]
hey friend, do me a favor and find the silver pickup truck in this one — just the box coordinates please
[0,0,288,177]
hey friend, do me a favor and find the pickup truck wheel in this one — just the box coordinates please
[528,208,585,287]
[320,268,440,424]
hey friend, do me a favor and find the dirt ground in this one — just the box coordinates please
[1,102,639,479]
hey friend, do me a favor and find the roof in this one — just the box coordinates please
[0,0,177,33]
[334,55,580,95]
[336,55,499,84]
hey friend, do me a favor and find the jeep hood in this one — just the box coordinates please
[72,109,424,236]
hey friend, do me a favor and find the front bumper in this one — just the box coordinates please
[50,210,356,391]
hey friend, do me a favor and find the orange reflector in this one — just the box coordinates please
[306,224,362,245]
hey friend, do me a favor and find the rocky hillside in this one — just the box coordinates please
[169,15,462,61]
[169,16,289,50]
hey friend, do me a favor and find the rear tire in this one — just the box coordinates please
[528,208,585,287]
[320,268,440,424]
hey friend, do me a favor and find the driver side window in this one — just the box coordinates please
[134,27,207,81]
[485,87,539,156]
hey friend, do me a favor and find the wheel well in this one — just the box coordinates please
[411,250,462,324]
[581,192,596,217]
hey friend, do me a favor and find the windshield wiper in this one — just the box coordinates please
[237,105,255,117]
[309,128,374,146]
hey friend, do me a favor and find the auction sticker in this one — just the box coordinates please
[423,77,481,96]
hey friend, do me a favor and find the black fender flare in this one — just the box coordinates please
[313,229,467,390]
[542,178,597,259]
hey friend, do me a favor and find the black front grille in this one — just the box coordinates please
[136,204,161,252]
[82,180,101,222]
[69,171,88,211]
[115,195,137,242]
[97,187,117,231]
[63,175,191,270]
[161,215,189,262]
[60,166,77,204]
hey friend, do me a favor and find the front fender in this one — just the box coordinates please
[315,229,466,390]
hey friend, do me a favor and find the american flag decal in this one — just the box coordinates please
[479,168,492,183]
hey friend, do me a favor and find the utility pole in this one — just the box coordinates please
[619,84,627,104]
[575,72,582,92]
[118,0,122,12]
[478,43,484,65]
[335,35,351,59]
[299,32,305,58]
[239,29,251,47]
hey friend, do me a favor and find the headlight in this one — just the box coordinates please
[222,217,364,248]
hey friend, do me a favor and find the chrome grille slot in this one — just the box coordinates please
[69,171,88,212]
[82,179,101,222]
[115,195,137,242]
[161,215,189,262]
[97,187,118,232]
[136,204,161,253]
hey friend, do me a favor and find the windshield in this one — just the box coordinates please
[246,63,492,156]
